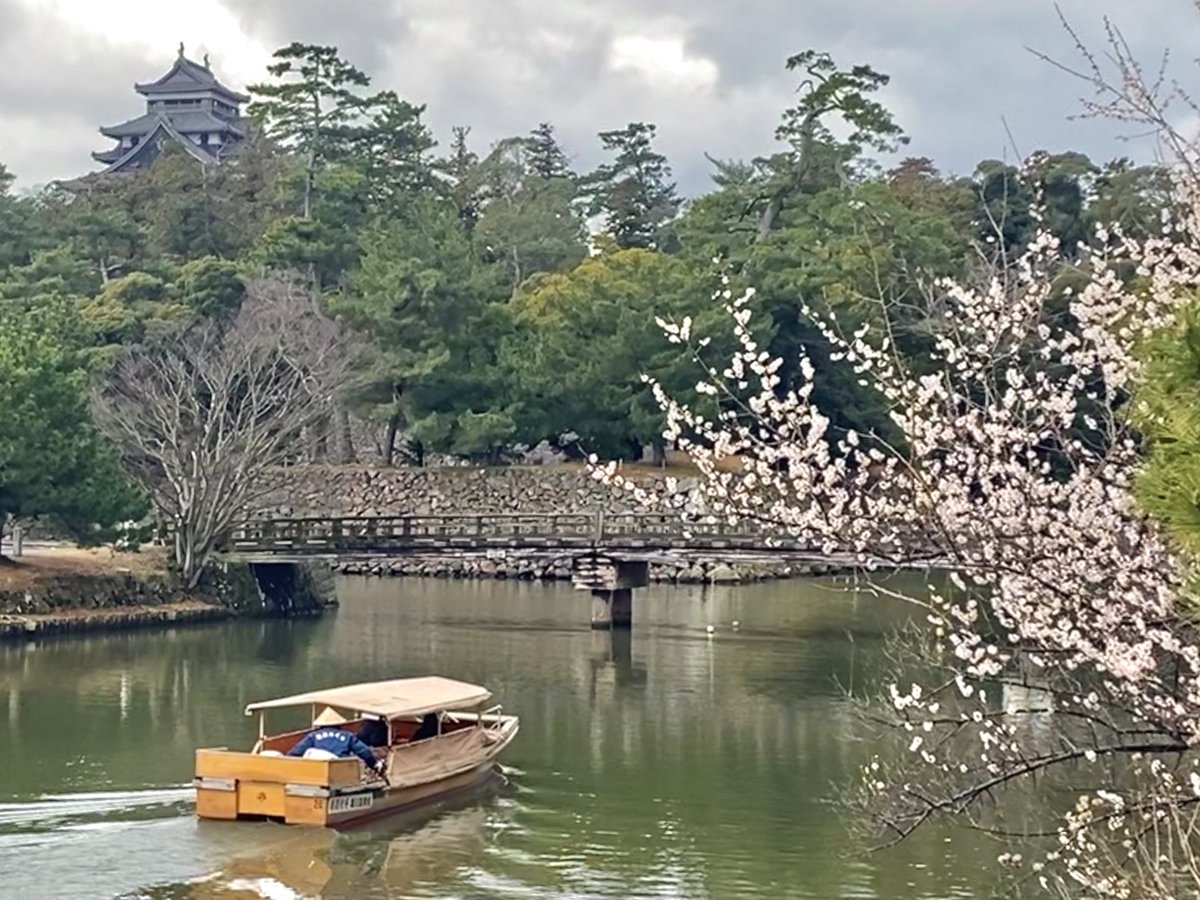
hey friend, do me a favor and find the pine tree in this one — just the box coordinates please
[247,43,371,218]
[755,51,907,238]
[527,123,572,179]
[586,122,679,251]
[438,126,484,231]
[350,90,437,212]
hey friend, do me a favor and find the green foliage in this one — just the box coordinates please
[349,90,436,211]
[586,122,680,250]
[503,249,719,457]
[55,199,143,285]
[0,163,38,272]
[728,179,969,438]
[0,248,98,300]
[453,409,518,458]
[332,194,507,459]
[1134,298,1200,567]
[778,51,906,155]
[1093,158,1176,240]
[0,297,145,540]
[0,40,1186,475]
[253,163,371,287]
[79,291,145,349]
[974,153,1099,257]
[78,271,193,365]
[438,126,485,230]
[753,51,909,238]
[135,144,248,260]
[474,139,588,294]
[178,257,245,319]
[99,271,168,306]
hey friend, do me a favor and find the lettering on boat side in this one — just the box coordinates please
[329,793,374,814]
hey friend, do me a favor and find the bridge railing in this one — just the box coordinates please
[599,512,771,536]
[227,513,600,548]
[223,511,792,554]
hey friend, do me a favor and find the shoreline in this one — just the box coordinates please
[0,540,876,642]
[0,599,333,641]
[0,546,332,641]
[0,600,234,640]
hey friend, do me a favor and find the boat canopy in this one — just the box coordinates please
[244,676,491,719]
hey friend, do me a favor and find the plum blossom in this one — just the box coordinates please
[597,181,1200,895]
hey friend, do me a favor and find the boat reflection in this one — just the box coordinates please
[178,776,505,899]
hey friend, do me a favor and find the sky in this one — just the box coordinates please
[1,0,1196,195]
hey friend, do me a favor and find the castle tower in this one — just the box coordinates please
[92,44,249,174]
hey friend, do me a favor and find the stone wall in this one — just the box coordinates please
[0,561,331,619]
[253,465,691,519]
[0,567,190,616]
[0,603,236,639]
[333,554,849,584]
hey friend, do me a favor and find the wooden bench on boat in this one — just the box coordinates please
[194,675,519,827]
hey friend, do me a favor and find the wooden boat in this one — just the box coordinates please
[194,675,519,827]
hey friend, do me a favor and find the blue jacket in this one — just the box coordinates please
[287,728,380,769]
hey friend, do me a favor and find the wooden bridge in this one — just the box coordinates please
[220,512,818,562]
[221,513,926,631]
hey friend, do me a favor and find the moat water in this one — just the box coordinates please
[0,576,999,899]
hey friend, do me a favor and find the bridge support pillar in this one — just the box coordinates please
[591,588,632,630]
[575,557,647,631]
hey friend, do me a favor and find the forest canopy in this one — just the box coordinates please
[0,44,1175,477]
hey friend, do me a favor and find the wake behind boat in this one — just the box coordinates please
[194,676,519,827]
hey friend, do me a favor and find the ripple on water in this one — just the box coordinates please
[0,786,193,832]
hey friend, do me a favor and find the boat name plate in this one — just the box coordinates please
[329,792,375,814]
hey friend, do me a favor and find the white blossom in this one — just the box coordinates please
[600,171,1200,896]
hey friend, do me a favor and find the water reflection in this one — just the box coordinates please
[0,574,997,899]
[156,788,501,899]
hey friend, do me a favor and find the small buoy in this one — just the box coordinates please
[705,625,715,634]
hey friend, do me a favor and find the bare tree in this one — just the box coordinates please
[94,275,353,587]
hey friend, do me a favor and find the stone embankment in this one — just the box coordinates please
[331,554,852,583]
[0,601,235,639]
[257,465,841,584]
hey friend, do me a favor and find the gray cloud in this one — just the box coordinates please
[2,0,1196,195]
[218,0,412,78]
[0,0,164,189]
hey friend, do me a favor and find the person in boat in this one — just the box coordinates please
[357,716,389,747]
[412,712,440,741]
[287,727,386,775]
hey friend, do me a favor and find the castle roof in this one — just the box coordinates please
[100,109,246,139]
[93,116,219,174]
[92,147,123,165]
[135,50,249,103]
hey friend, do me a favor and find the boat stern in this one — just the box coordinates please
[194,748,367,825]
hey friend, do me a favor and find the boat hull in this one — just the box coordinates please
[196,715,519,827]
[324,761,496,828]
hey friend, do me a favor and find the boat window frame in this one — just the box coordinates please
[251,700,497,753]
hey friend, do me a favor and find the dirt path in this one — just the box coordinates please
[0,545,169,591]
